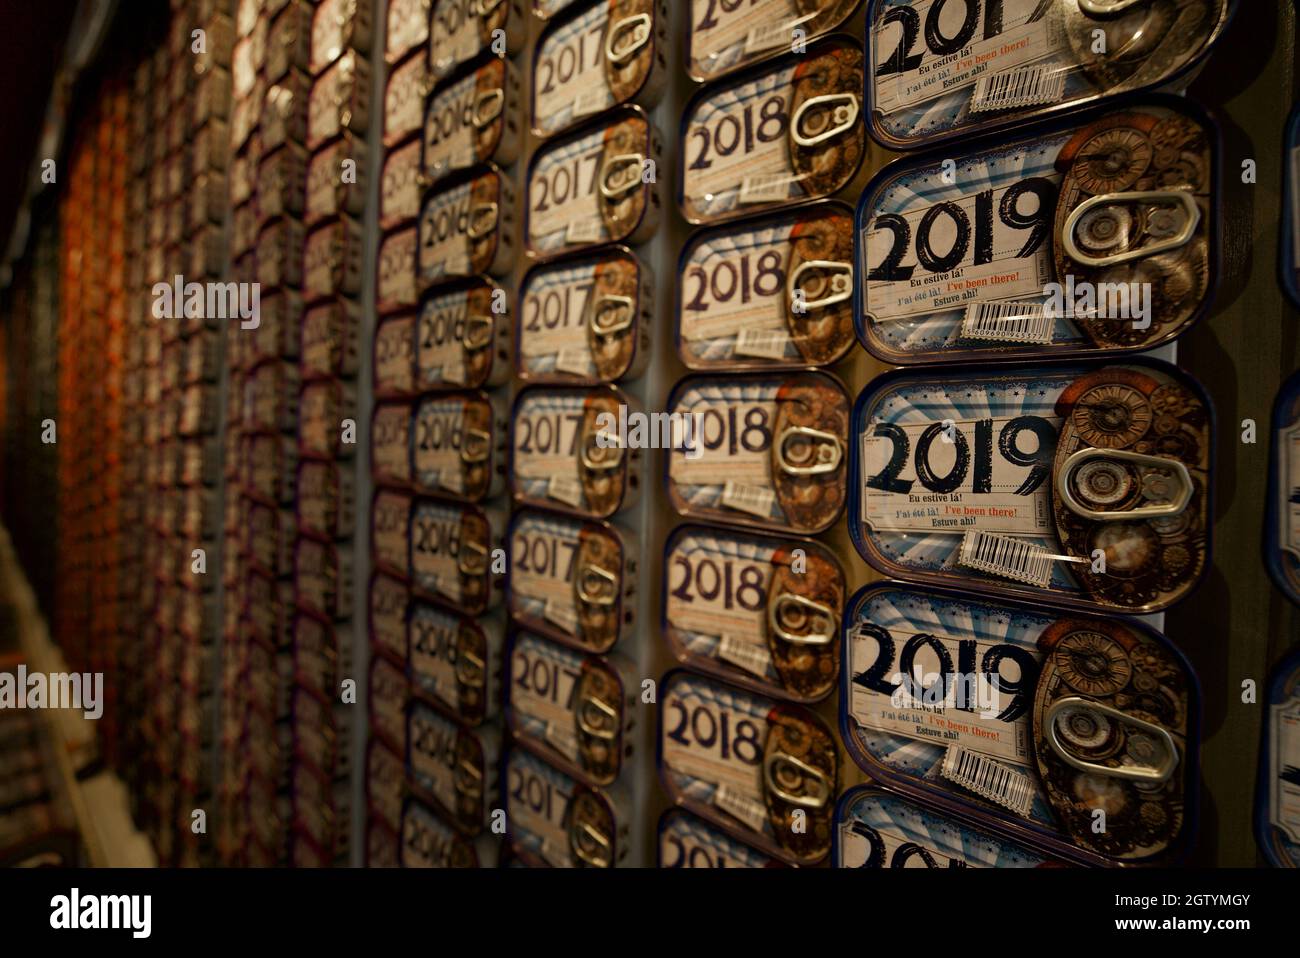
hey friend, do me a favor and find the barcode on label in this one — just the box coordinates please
[544,597,579,634]
[971,65,1066,113]
[438,467,466,495]
[713,783,768,834]
[718,633,774,679]
[538,835,569,868]
[739,172,804,205]
[555,347,592,376]
[744,12,816,54]
[548,475,584,507]
[722,480,775,519]
[735,326,793,360]
[566,218,603,244]
[960,302,1053,344]
[545,720,580,762]
[941,745,1035,818]
[958,530,1054,588]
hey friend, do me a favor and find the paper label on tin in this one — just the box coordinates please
[411,504,465,603]
[1282,423,1300,560]
[1271,695,1300,844]
[713,783,768,834]
[872,0,1063,115]
[420,183,476,285]
[535,2,613,135]
[425,71,483,178]
[410,607,460,710]
[859,417,1058,535]
[545,721,581,763]
[548,475,584,507]
[566,218,603,245]
[410,709,460,813]
[864,176,1058,323]
[838,819,966,869]
[507,753,576,866]
[530,127,611,252]
[735,327,792,360]
[419,291,473,389]
[544,597,580,634]
[670,398,777,487]
[511,516,585,635]
[739,172,806,205]
[514,398,586,489]
[372,492,410,572]
[680,226,796,346]
[718,633,774,679]
[414,398,474,493]
[1291,145,1300,270]
[662,680,768,824]
[431,0,482,76]
[692,0,801,69]
[555,347,593,376]
[379,229,418,307]
[520,263,601,378]
[511,638,583,759]
[372,405,411,483]
[375,316,414,393]
[721,480,776,519]
[666,539,776,650]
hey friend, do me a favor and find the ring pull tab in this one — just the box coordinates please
[1078,0,1149,15]
[767,592,836,646]
[790,93,860,148]
[466,202,499,240]
[1056,447,1192,521]
[763,751,832,809]
[787,260,852,312]
[471,88,505,128]
[588,295,634,338]
[460,427,492,464]
[1062,190,1200,268]
[462,314,494,351]
[577,695,619,739]
[569,817,613,868]
[775,426,842,477]
[455,755,484,797]
[581,427,624,471]
[606,13,651,66]
[576,562,618,606]
[599,153,644,201]
[454,646,485,687]
[458,537,488,576]
[1044,696,1179,783]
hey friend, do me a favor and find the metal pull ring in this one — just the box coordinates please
[581,430,624,471]
[763,752,831,809]
[570,819,612,868]
[767,592,836,646]
[787,260,852,312]
[791,93,859,148]
[471,88,505,128]
[1078,0,1149,15]
[1056,447,1192,521]
[1044,696,1179,783]
[454,646,485,687]
[460,427,492,464]
[462,314,494,351]
[775,426,842,477]
[1062,190,1200,268]
[458,537,488,576]
[577,563,618,606]
[599,153,644,201]
[578,696,619,739]
[606,13,652,65]
[455,756,484,797]
[588,295,634,337]
[466,202,499,240]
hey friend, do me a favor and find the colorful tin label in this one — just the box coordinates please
[851,360,1212,613]
[842,582,1199,863]
[1256,644,1300,868]
[857,98,1217,363]
[507,509,632,655]
[507,632,633,786]
[679,36,865,225]
[511,386,641,519]
[835,786,1049,867]
[418,166,516,284]
[417,278,511,391]
[678,202,856,368]
[666,371,849,535]
[526,107,661,258]
[504,747,625,867]
[687,0,862,82]
[658,809,781,867]
[424,56,523,183]
[532,0,666,139]
[430,0,526,80]
[517,248,651,384]
[410,498,500,616]
[1269,371,1300,607]
[407,701,499,835]
[412,391,505,502]
[658,671,838,864]
[663,524,843,702]
[867,0,1234,150]
[409,601,502,726]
